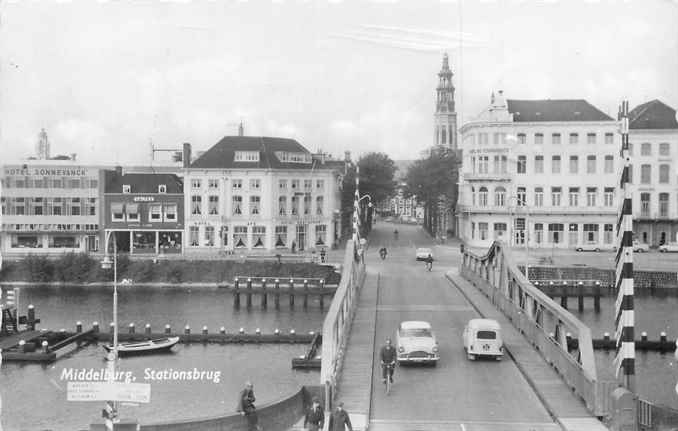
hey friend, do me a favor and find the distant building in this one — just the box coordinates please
[627,100,678,246]
[103,168,184,255]
[434,53,458,149]
[183,137,344,254]
[0,160,103,255]
[459,91,620,249]
[387,183,421,221]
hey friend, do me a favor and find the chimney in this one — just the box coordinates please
[344,151,351,163]
[115,165,123,177]
[182,143,192,168]
[238,122,244,136]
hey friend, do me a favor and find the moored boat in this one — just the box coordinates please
[103,336,180,356]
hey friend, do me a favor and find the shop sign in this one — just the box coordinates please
[133,196,155,202]
[4,166,88,176]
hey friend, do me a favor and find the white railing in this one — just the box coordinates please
[320,240,365,411]
[461,240,617,417]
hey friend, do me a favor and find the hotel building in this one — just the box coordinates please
[458,91,621,249]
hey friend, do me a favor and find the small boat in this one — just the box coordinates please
[104,336,180,356]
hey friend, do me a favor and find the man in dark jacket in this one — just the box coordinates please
[328,402,353,431]
[380,338,397,384]
[303,397,324,431]
[236,381,261,431]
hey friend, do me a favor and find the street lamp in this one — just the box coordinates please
[100,232,119,425]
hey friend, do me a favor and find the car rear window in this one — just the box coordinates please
[476,330,497,339]
[401,328,432,337]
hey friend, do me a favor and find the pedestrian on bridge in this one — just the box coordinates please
[328,402,353,431]
[236,381,261,431]
[303,397,324,430]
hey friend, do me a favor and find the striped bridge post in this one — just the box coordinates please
[613,100,635,392]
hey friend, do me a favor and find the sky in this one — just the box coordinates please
[1,0,677,164]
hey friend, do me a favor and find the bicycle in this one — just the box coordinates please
[382,361,395,395]
[379,248,387,260]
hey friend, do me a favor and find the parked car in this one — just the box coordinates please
[659,243,678,252]
[632,240,650,253]
[396,321,439,365]
[415,247,433,261]
[575,243,616,252]
[463,318,503,361]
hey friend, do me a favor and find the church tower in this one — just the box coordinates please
[434,53,457,149]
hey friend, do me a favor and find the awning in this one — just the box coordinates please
[111,203,124,213]
[126,204,139,214]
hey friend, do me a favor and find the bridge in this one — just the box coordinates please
[320,223,615,431]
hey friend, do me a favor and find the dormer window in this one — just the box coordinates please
[234,151,260,162]
[122,185,131,194]
[158,184,167,194]
[275,151,312,164]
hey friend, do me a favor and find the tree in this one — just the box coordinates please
[403,146,460,237]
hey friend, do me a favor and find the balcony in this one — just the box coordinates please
[463,172,512,182]
[457,204,617,216]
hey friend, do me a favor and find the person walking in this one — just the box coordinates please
[303,397,324,430]
[425,254,434,271]
[236,381,261,431]
[328,402,353,431]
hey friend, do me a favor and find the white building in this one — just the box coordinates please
[627,100,678,246]
[183,137,344,254]
[459,91,621,249]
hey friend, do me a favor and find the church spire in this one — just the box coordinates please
[436,53,455,113]
[434,53,458,149]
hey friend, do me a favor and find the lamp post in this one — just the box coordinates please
[100,231,118,426]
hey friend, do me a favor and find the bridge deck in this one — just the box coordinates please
[447,269,609,431]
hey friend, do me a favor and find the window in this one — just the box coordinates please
[569,156,579,174]
[279,196,287,215]
[548,223,564,244]
[604,155,614,174]
[68,178,80,189]
[52,198,61,216]
[534,187,544,207]
[534,223,543,244]
[517,133,526,145]
[279,179,288,190]
[659,164,670,183]
[316,196,324,215]
[49,236,79,248]
[628,164,634,183]
[551,155,561,174]
[274,151,312,163]
[252,226,265,248]
[304,179,312,190]
[494,187,506,206]
[112,203,124,221]
[191,195,202,215]
[493,223,507,239]
[208,179,219,189]
[534,155,544,174]
[604,224,614,244]
[88,198,97,216]
[640,193,651,217]
[275,226,288,248]
[150,204,162,221]
[471,222,475,239]
[471,187,476,206]
[123,184,131,194]
[478,187,488,207]
[158,184,167,194]
[659,143,670,156]
[234,226,247,248]
[316,180,324,190]
[552,133,561,145]
[641,143,651,156]
[628,143,633,156]
[232,196,243,215]
[640,164,652,184]
[51,178,62,188]
[478,156,489,174]
[315,224,327,245]
[205,226,215,247]
[126,203,138,221]
[164,204,177,221]
[551,187,562,206]
[493,155,507,174]
[208,195,219,215]
[583,224,599,243]
[234,151,260,162]
[605,133,614,145]
[191,179,201,189]
[479,133,488,145]
[250,196,261,215]
[232,179,243,189]
[568,223,579,246]
[517,187,526,206]
[31,198,43,215]
[569,187,579,207]
[659,193,669,217]
[479,222,488,240]
[249,179,261,190]
[303,194,312,215]
[587,133,597,145]
[189,226,199,246]
[535,133,543,145]
[517,156,526,174]
[586,187,597,207]
[292,179,300,190]
[604,188,614,207]
[587,155,596,174]
[291,196,299,215]
[569,133,578,145]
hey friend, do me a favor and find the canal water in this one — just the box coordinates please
[0,286,325,431]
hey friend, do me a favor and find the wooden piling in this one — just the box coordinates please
[319,280,325,309]
[145,324,151,336]
[560,289,568,309]
[234,278,241,309]
[303,279,309,309]
[274,279,281,310]
[28,305,36,330]
[289,279,295,308]
[76,321,82,333]
[593,285,601,312]
[261,278,267,309]
[578,294,584,312]
[165,324,171,335]
[246,278,253,308]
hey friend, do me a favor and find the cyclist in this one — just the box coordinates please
[425,254,434,271]
[379,247,387,260]
[393,229,399,240]
[380,338,397,384]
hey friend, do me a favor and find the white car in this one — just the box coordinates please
[575,243,616,252]
[396,321,439,365]
[659,243,678,252]
[415,248,433,261]
[632,240,650,253]
[463,319,503,361]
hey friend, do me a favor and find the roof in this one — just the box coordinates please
[190,136,333,170]
[104,170,183,194]
[629,99,678,129]
[507,99,614,122]
[467,318,501,330]
[400,321,432,329]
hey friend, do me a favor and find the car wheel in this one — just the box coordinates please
[595,248,600,252]
[576,248,582,252]
[467,353,476,361]
[660,249,666,253]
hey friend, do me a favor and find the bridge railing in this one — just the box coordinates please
[320,240,365,411]
[461,240,616,417]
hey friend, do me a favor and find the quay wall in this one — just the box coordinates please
[525,266,678,289]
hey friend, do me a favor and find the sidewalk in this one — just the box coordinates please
[446,269,610,431]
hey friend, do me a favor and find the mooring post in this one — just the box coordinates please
[129,323,135,334]
[594,281,601,312]
[274,279,281,310]
[303,279,309,309]
[246,278,253,308]
[319,279,325,309]
[165,324,171,335]
[184,325,191,336]
[76,321,82,333]
[92,321,99,333]
[27,304,36,330]
[202,326,208,342]
[578,293,584,311]
[290,329,296,344]
[145,323,151,336]
[289,279,295,308]
[234,277,241,309]
[560,287,568,310]
[41,340,49,354]
[261,278,268,309]
[641,331,648,342]
[109,322,115,336]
